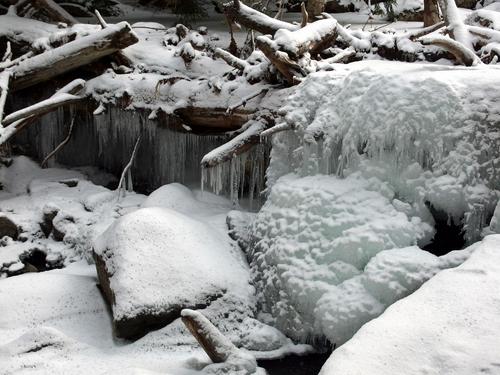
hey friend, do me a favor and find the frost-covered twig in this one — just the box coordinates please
[94,9,108,28]
[260,122,291,137]
[214,47,248,71]
[419,35,480,66]
[404,21,445,40]
[41,115,75,168]
[0,42,11,126]
[117,136,141,198]
[226,87,269,114]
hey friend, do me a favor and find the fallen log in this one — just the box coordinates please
[0,78,85,145]
[11,22,138,91]
[181,308,257,375]
[437,0,474,50]
[223,0,299,35]
[174,106,255,133]
[201,115,273,168]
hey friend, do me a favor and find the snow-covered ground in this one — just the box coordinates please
[320,234,500,375]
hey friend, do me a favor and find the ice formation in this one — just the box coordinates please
[249,61,500,346]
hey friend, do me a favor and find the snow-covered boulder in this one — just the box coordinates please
[93,207,247,339]
[319,235,500,375]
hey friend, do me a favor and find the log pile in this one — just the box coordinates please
[0,1,138,147]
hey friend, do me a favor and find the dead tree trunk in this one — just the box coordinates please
[11,22,138,91]
[306,0,326,18]
[16,0,78,25]
[424,0,441,27]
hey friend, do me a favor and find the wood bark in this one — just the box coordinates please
[17,0,78,25]
[424,0,441,27]
[306,0,326,18]
[11,22,138,91]
[174,107,255,133]
[181,309,238,363]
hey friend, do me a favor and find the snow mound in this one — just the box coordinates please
[320,235,500,375]
[93,206,249,338]
[250,173,445,344]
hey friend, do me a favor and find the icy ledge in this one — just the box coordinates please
[320,234,500,375]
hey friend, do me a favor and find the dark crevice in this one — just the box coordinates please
[423,202,466,256]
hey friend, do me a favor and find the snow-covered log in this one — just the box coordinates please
[223,0,299,35]
[2,93,82,126]
[0,78,85,145]
[255,36,303,84]
[419,35,480,65]
[437,0,474,49]
[201,115,273,168]
[214,47,249,71]
[11,22,138,91]
[17,0,78,26]
[181,309,258,374]
[271,18,340,58]
[181,309,237,363]
[174,106,254,132]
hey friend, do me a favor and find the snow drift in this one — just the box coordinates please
[320,235,500,375]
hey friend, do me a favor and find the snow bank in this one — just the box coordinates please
[320,235,500,375]
[249,173,471,344]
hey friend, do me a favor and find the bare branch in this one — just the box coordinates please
[94,9,108,28]
[214,48,248,71]
[301,2,309,28]
[41,115,75,168]
[226,87,269,114]
[260,122,291,137]
[419,35,480,66]
[117,136,141,198]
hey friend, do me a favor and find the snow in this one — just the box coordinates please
[94,205,250,322]
[249,173,472,344]
[276,61,500,243]
[319,234,500,375]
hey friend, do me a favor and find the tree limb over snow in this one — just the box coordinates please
[223,0,299,35]
[201,114,273,168]
[419,35,480,66]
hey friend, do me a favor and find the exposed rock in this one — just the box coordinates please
[93,207,239,340]
[0,215,19,240]
[40,203,60,238]
[52,211,75,241]
[226,210,255,255]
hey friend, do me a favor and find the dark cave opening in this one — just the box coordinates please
[422,203,466,256]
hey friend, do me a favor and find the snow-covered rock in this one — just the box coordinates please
[319,235,500,375]
[93,206,249,339]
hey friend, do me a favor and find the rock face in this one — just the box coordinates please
[0,215,19,240]
[93,207,238,340]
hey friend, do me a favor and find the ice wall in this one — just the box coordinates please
[272,62,500,243]
[249,61,500,347]
[11,96,269,204]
